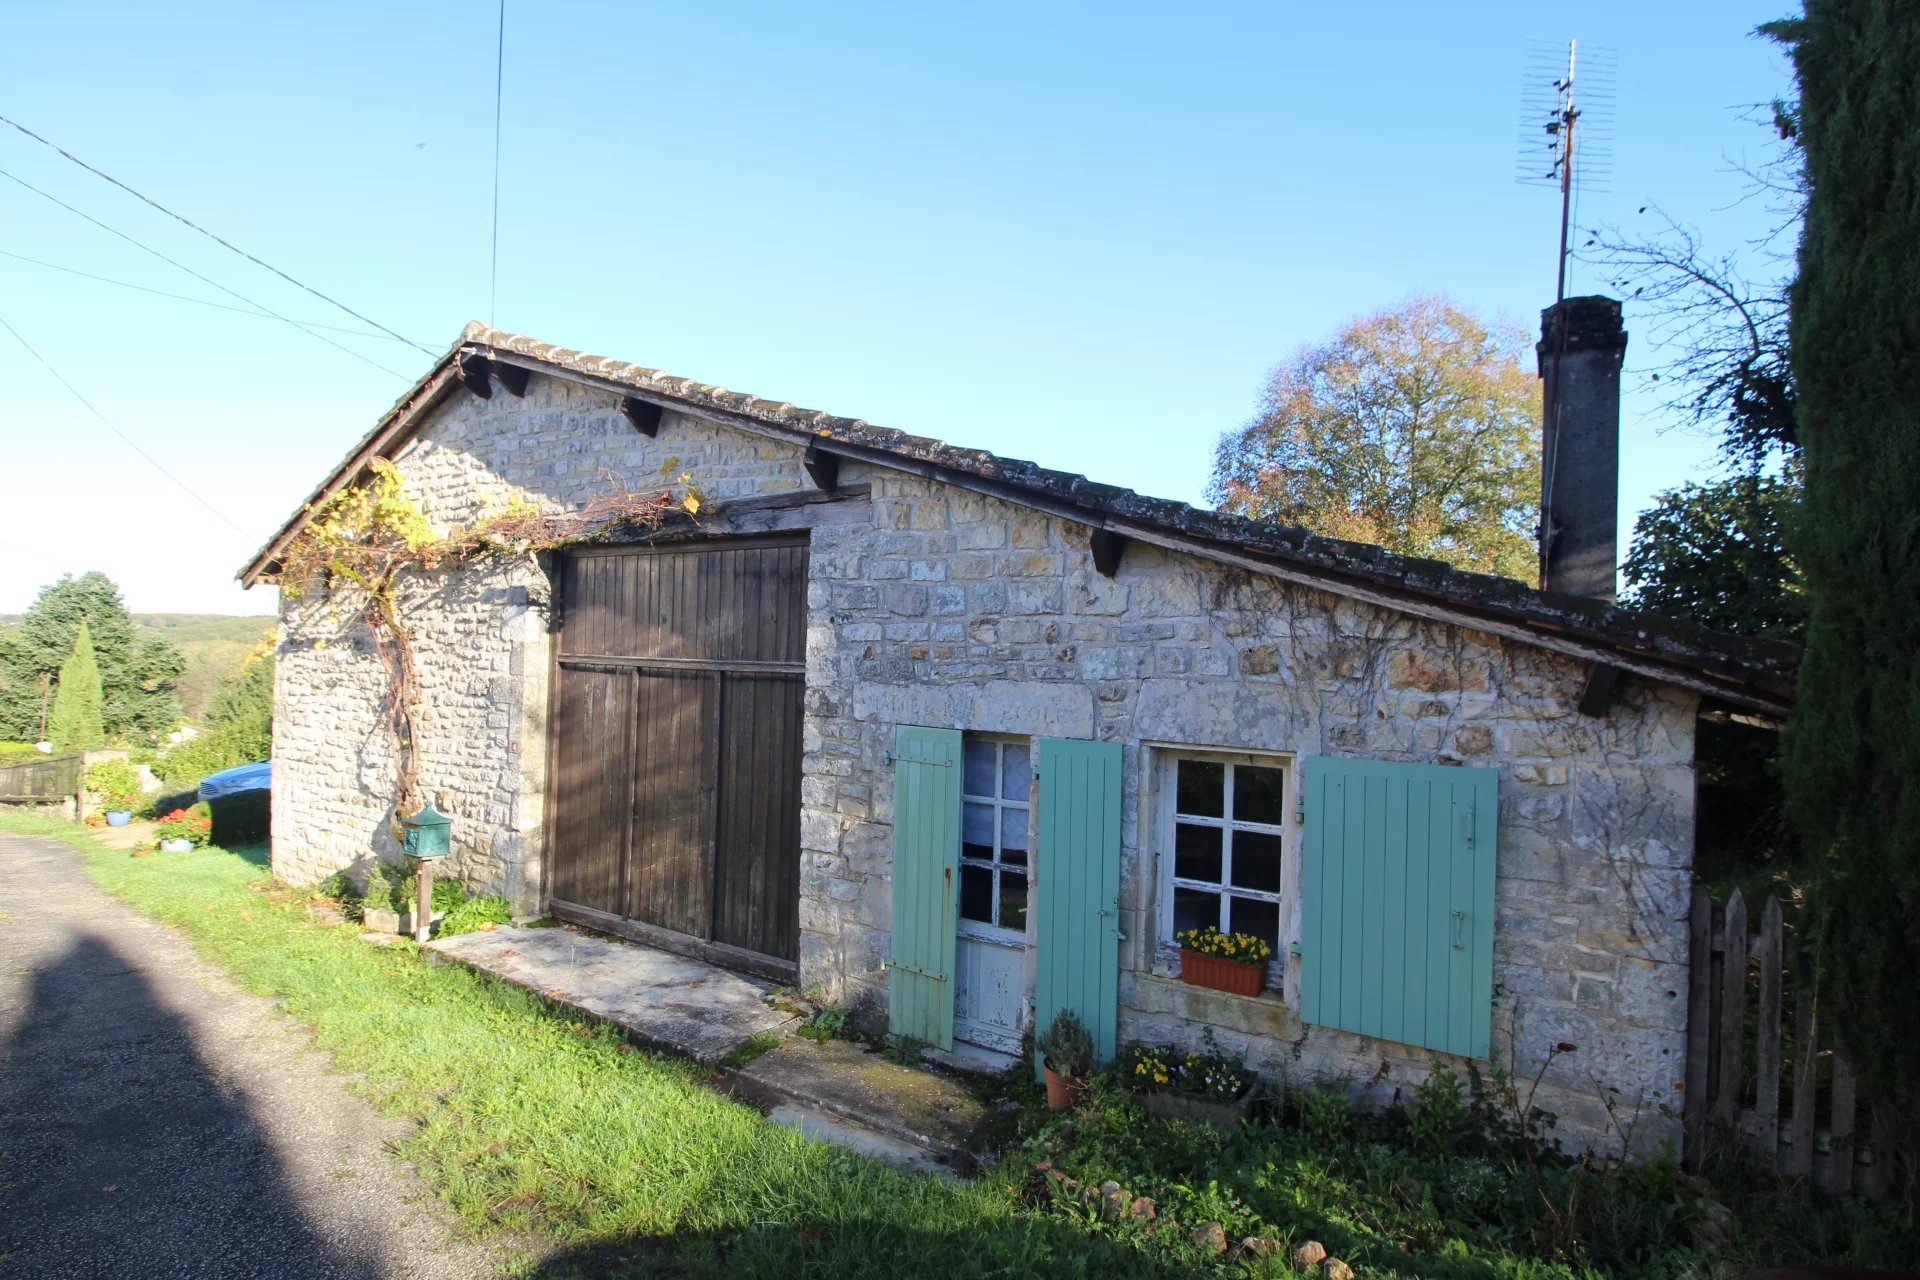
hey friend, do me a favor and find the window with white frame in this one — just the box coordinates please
[1159,752,1290,958]
[959,735,1030,934]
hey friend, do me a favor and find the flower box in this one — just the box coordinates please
[1138,1087,1256,1129]
[1179,948,1264,997]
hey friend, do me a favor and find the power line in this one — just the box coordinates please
[0,310,254,538]
[0,110,435,356]
[0,248,409,340]
[0,164,412,380]
[489,0,507,332]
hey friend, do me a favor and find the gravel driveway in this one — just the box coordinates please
[0,829,523,1279]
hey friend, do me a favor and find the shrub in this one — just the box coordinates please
[361,863,394,912]
[83,758,142,812]
[436,895,510,937]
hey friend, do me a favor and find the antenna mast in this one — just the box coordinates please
[1518,39,1615,584]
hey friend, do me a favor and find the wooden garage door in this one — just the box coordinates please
[548,538,807,979]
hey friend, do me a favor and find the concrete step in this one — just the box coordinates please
[766,1104,958,1177]
[726,1035,991,1174]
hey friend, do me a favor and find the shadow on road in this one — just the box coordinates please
[0,931,383,1279]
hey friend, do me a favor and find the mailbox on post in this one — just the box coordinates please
[400,801,453,942]
[401,801,452,859]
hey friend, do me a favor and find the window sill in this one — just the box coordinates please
[1138,965,1290,1010]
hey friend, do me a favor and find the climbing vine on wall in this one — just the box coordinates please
[277,459,701,830]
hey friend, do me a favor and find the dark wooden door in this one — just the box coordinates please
[548,538,808,979]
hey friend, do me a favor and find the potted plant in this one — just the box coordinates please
[84,759,143,827]
[1036,1009,1096,1111]
[1175,925,1273,997]
[153,802,213,853]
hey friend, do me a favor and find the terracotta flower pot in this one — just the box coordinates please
[1179,948,1264,997]
[1043,1064,1090,1111]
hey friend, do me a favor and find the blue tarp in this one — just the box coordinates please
[198,760,270,800]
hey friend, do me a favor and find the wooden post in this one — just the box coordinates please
[1828,1054,1857,1195]
[1684,884,1714,1169]
[1714,890,1748,1132]
[1785,979,1817,1179]
[1752,896,1783,1167]
[416,859,433,944]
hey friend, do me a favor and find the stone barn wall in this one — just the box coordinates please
[270,371,1696,1155]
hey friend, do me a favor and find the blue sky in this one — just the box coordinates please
[0,1,1794,615]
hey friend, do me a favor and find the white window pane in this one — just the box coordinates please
[1001,743,1031,802]
[1231,831,1284,893]
[1174,822,1223,884]
[962,739,997,797]
[1000,806,1028,858]
[1234,765,1287,825]
[960,864,993,923]
[1173,885,1221,936]
[962,802,995,857]
[1176,759,1225,817]
[1228,896,1280,946]
[999,870,1028,931]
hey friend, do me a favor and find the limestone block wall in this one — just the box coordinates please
[271,373,808,912]
[270,377,1697,1154]
[795,468,1697,1155]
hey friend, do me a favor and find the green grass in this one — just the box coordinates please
[0,811,1198,1279]
[3,808,1910,1280]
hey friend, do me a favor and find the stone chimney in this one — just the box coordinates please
[1536,295,1627,599]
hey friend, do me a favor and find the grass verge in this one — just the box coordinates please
[0,812,1194,1278]
[3,809,1910,1279]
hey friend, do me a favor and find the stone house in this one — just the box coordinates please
[240,315,1793,1155]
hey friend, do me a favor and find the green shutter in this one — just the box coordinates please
[1300,757,1497,1059]
[1033,737,1124,1069]
[888,725,962,1049]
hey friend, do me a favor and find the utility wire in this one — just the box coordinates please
[0,165,411,380]
[0,310,254,538]
[0,110,434,356]
[489,0,507,332]
[0,248,408,340]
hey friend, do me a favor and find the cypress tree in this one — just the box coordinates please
[1775,1,1920,1133]
[48,621,105,753]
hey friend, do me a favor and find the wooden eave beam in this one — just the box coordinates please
[620,396,663,437]
[1089,528,1128,578]
[458,353,493,399]
[803,440,841,493]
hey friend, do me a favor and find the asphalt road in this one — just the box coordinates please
[0,829,519,1279]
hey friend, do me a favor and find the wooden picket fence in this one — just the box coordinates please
[0,752,83,806]
[1685,884,1888,1197]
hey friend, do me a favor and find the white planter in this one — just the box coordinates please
[159,838,195,853]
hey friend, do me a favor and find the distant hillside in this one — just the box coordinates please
[0,612,277,721]
[138,615,277,720]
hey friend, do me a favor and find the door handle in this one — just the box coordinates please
[1451,910,1465,951]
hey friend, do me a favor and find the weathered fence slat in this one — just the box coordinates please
[1785,984,1816,1178]
[1828,1057,1857,1195]
[1685,886,1884,1198]
[1750,896,1784,1167]
[1714,890,1748,1130]
[1684,884,1714,1168]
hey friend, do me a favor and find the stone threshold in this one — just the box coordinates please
[425,924,996,1174]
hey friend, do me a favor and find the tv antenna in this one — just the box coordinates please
[1519,40,1615,584]
[1518,39,1616,319]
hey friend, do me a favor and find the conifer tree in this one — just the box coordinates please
[1774,1,1920,1134]
[48,621,105,753]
